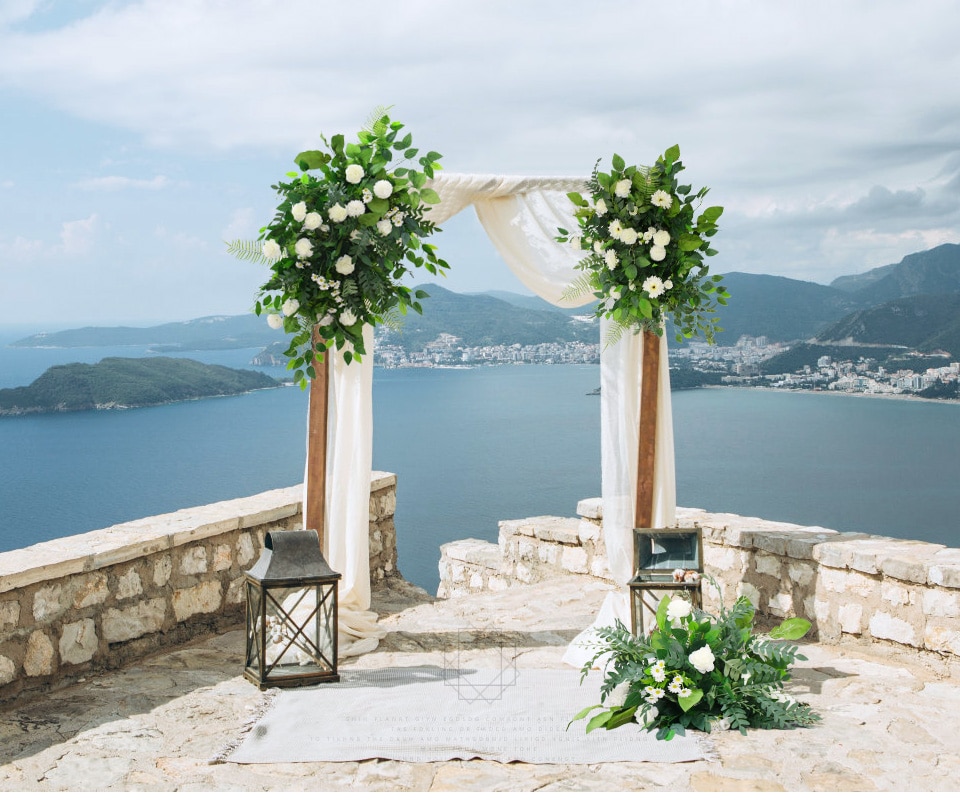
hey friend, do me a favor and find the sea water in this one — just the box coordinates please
[1,334,959,592]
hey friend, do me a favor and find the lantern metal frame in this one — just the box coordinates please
[628,527,703,637]
[243,529,341,689]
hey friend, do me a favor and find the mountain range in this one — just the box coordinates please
[10,242,960,359]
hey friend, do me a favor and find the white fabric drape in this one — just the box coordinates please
[303,171,678,659]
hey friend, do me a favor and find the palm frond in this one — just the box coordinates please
[379,306,405,332]
[560,272,599,305]
[602,320,630,350]
[362,105,394,136]
[226,238,270,265]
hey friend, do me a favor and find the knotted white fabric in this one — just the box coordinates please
[304,171,677,658]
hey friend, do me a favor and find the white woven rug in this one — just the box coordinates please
[218,666,713,765]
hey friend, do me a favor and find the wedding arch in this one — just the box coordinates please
[304,172,679,655]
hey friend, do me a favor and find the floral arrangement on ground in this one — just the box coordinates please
[572,587,821,740]
[229,109,448,382]
[557,145,728,344]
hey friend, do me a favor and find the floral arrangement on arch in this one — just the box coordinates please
[229,110,448,384]
[557,145,728,344]
[571,587,821,740]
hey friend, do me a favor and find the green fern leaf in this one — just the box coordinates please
[226,238,271,265]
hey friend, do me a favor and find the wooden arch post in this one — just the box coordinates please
[305,333,329,551]
[634,330,660,529]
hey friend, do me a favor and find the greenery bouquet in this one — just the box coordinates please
[557,145,728,344]
[229,110,448,384]
[572,589,821,740]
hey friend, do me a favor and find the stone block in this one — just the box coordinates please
[838,603,863,634]
[578,519,602,544]
[881,582,915,608]
[561,546,589,574]
[102,598,167,643]
[922,587,960,618]
[172,581,222,622]
[368,529,383,558]
[116,567,143,600]
[72,572,109,609]
[869,611,920,647]
[212,543,232,572]
[590,554,611,579]
[755,554,782,579]
[819,567,848,593]
[488,576,510,592]
[751,532,788,557]
[237,532,256,567]
[816,540,855,569]
[929,550,960,588]
[0,654,15,686]
[515,563,534,584]
[0,600,20,629]
[32,584,63,623]
[576,497,602,520]
[226,577,245,606]
[706,545,737,571]
[787,562,815,586]
[783,533,834,561]
[531,517,580,545]
[879,543,945,584]
[924,621,960,656]
[469,572,484,589]
[737,582,760,608]
[59,618,98,665]
[24,631,55,676]
[180,546,207,576]
[537,543,559,566]
[767,592,793,618]
[153,554,172,587]
[518,539,536,560]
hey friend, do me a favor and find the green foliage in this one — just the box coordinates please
[557,146,727,344]
[0,357,278,415]
[573,589,820,740]
[226,110,450,384]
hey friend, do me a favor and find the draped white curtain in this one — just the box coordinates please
[304,172,677,657]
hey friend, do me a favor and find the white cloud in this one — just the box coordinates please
[221,207,255,243]
[74,174,170,191]
[59,213,98,255]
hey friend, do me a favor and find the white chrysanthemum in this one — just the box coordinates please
[339,309,357,326]
[651,189,673,209]
[335,255,355,275]
[644,686,666,703]
[608,219,624,239]
[303,212,322,231]
[282,298,300,316]
[604,249,618,269]
[653,229,670,247]
[374,179,393,199]
[668,676,685,694]
[651,660,667,682]
[650,244,667,262]
[391,210,405,224]
[266,313,283,330]
[667,597,692,621]
[294,238,313,259]
[328,204,347,223]
[689,645,715,673]
[262,240,281,262]
[345,199,365,217]
[595,198,607,216]
[291,201,307,222]
[643,276,666,298]
[345,164,364,184]
[614,178,632,198]
[361,188,373,204]
[678,687,693,698]
[620,227,638,245]
[376,219,393,236]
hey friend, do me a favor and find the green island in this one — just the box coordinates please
[0,357,279,416]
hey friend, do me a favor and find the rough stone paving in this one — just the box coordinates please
[1,574,958,792]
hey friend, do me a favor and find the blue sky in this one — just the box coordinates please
[2,0,959,329]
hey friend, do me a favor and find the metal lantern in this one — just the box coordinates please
[628,527,704,636]
[243,529,341,689]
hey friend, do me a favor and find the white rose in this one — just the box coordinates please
[609,288,621,300]
[373,179,393,199]
[291,201,307,222]
[376,219,393,236]
[650,244,667,262]
[339,309,357,326]
[335,255,355,275]
[294,238,313,259]
[614,178,632,198]
[593,240,604,254]
[620,227,638,245]
[689,645,715,673]
[328,204,347,223]
[282,298,300,316]
[653,229,671,247]
[262,240,281,262]
[666,597,692,621]
[594,198,607,216]
[664,279,674,290]
[303,212,322,231]
[318,313,334,327]
[345,164,364,184]
[570,236,581,251]
[345,199,365,217]
[651,189,673,209]
[266,313,283,330]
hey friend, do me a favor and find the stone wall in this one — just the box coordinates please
[0,473,398,702]
[438,498,960,660]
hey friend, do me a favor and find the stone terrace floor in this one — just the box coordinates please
[1,574,959,793]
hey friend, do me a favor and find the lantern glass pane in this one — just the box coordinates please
[261,585,334,678]
[245,581,264,671]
